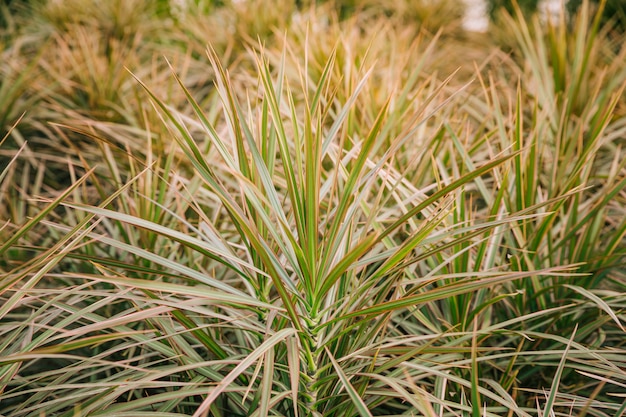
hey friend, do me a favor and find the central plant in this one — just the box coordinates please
[0,39,594,416]
[107,45,571,416]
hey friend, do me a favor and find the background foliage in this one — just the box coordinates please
[1,1,625,416]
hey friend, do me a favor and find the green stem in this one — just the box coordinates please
[301,317,323,417]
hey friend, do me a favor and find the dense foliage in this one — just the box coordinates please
[1,1,625,416]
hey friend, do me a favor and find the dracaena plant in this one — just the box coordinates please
[0,38,589,417]
[134,46,573,416]
[443,3,626,408]
[2,2,626,414]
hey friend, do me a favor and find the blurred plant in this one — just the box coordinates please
[36,25,140,122]
[487,0,540,22]
[2,0,44,29]
[568,0,626,32]
[40,0,161,39]
[0,44,41,137]
[365,0,465,33]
